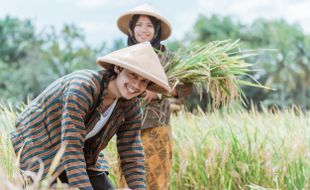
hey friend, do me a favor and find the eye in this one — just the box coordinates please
[142,79,150,85]
[135,22,143,27]
[129,72,138,79]
[147,23,154,28]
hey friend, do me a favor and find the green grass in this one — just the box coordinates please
[168,107,310,190]
[0,103,309,190]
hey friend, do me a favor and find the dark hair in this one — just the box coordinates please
[103,65,118,80]
[127,14,162,49]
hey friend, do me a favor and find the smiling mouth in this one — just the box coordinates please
[139,35,150,39]
[126,84,140,94]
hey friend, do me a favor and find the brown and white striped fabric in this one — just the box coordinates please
[10,69,146,190]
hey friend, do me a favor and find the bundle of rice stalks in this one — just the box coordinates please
[163,40,267,107]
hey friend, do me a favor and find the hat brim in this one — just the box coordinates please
[117,11,171,41]
[97,57,171,94]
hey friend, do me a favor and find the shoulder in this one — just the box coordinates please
[66,70,101,83]
[158,45,176,63]
[61,69,109,100]
[65,69,111,90]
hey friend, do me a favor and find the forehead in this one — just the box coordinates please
[123,69,149,81]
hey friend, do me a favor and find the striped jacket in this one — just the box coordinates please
[10,69,146,190]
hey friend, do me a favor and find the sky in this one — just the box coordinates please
[1,0,310,47]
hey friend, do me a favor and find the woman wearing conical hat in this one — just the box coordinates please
[10,42,170,190]
[116,3,193,190]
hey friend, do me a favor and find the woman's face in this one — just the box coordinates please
[115,69,150,100]
[133,15,155,43]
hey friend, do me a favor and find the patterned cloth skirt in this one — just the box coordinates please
[116,126,173,190]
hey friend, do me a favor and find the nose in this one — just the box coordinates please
[131,80,141,91]
[141,25,148,32]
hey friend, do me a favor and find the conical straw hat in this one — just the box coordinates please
[117,3,172,41]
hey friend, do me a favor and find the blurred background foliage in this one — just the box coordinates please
[0,14,310,110]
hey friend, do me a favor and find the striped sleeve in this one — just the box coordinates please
[61,79,95,190]
[116,98,146,190]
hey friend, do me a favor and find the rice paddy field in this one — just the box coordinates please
[0,104,309,190]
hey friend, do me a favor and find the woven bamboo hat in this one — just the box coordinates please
[117,3,172,41]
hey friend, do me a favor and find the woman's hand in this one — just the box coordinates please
[172,83,194,98]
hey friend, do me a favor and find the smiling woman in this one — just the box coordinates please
[115,4,195,190]
[10,41,170,190]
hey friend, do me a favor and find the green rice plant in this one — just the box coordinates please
[284,158,308,190]
[0,103,21,180]
[163,40,268,107]
[169,106,310,189]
